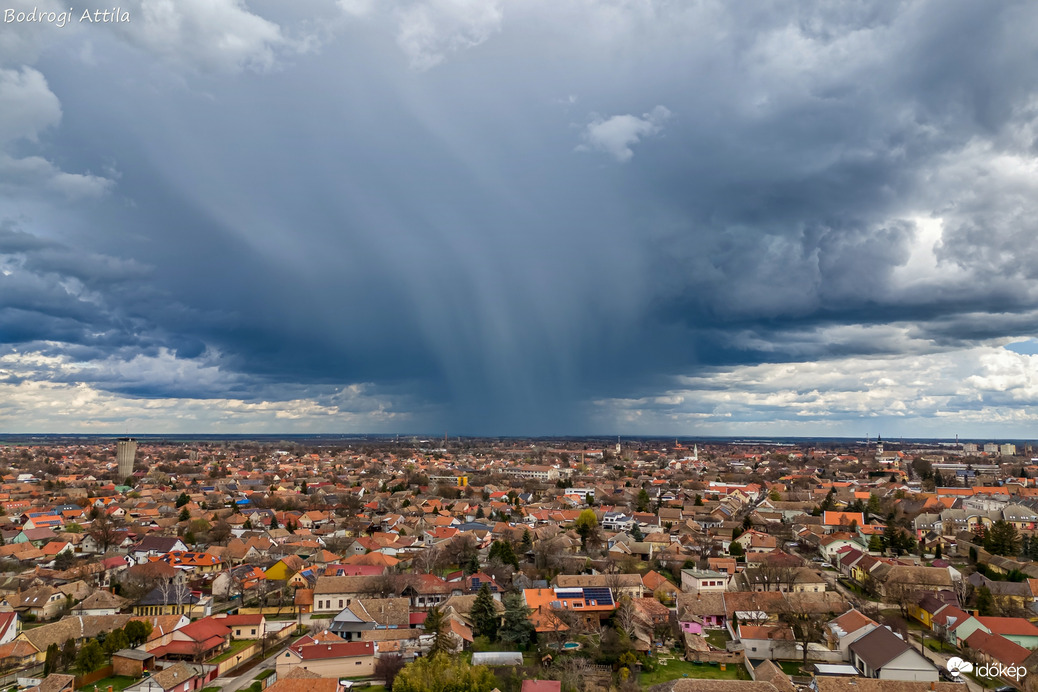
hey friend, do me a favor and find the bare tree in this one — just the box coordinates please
[157,573,193,615]
[780,600,828,668]
[884,578,916,620]
[614,595,640,642]
[412,546,445,575]
[952,577,973,608]
[88,512,120,553]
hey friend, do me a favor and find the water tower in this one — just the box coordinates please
[116,438,137,480]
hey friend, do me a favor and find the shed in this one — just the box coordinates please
[112,648,156,678]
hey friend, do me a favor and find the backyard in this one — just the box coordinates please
[777,661,806,676]
[639,660,750,688]
[210,638,257,664]
[77,676,137,692]
[703,630,730,650]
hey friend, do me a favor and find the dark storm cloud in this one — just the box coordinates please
[4,0,1038,433]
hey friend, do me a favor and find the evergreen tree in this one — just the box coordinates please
[470,583,499,641]
[934,543,942,560]
[465,553,481,576]
[175,492,190,508]
[866,493,881,517]
[475,506,485,519]
[269,514,279,530]
[499,593,535,649]
[61,639,76,669]
[635,489,650,513]
[868,534,884,553]
[44,643,59,675]
[178,507,190,522]
[694,494,704,506]
[75,640,105,675]
[820,488,836,512]
[393,654,495,692]
[984,520,1021,557]
[103,628,129,656]
[422,606,454,656]
[488,540,519,569]
[575,509,598,552]
[124,620,152,647]
[630,524,644,542]
[520,528,533,553]
[729,541,744,557]
[976,586,996,616]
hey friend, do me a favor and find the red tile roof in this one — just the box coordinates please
[291,642,373,660]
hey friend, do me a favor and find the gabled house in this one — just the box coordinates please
[148,618,230,661]
[848,627,937,681]
[825,608,878,658]
[276,640,375,678]
[327,597,410,641]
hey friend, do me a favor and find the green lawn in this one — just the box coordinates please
[77,677,137,692]
[472,636,519,652]
[209,638,257,663]
[703,630,730,650]
[777,661,805,676]
[640,660,749,687]
[923,639,957,655]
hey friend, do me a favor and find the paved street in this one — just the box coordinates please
[906,633,983,692]
[211,646,286,692]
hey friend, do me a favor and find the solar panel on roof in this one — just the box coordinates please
[555,589,583,599]
[583,588,614,605]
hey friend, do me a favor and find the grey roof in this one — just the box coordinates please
[849,626,912,670]
[113,648,155,661]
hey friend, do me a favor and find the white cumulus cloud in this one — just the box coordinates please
[112,0,286,73]
[396,0,504,70]
[578,105,672,162]
[0,67,113,199]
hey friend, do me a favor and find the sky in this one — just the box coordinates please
[2,0,1038,438]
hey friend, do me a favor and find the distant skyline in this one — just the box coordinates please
[3,1,1038,437]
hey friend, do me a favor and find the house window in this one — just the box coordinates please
[251,629,256,635]
[339,600,344,608]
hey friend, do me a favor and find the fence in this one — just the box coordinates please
[213,627,297,676]
[235,607,301,618]
[2,664,43,688]
[74,664,115,689]
[685,650,744,665]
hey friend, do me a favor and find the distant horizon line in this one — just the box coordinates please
[1,432,1036,445]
